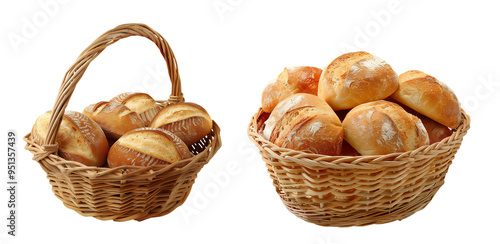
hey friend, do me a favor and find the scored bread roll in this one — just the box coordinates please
[343,100,429,156]
[263,93,344,156]
[385,97,453,144]
[31,111,108,167]
[149,102,212,146]
[83,101,146,141]
[110,92,162,125]
[107,127,192,168]
[262,66,322,113]
[390,70,461,129]
[263,93,333,140]
[318,51,399,110]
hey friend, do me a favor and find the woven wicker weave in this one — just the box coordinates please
[248,107,469,227]
[24,23,222,221]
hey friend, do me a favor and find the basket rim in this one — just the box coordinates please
[24,120,221,178]
[247,107,470,170]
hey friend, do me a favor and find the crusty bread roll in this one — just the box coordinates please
[83,101,146,141]
[31,111,108,167]
[318,51,399,110]
[110,92,162,125]
[149,102,212,146]
[107,128,192,168]
[262,66,322,113]
[390,70,461,129]
[385,97,453,144]
[263,93,344,156]
[343,100,429,156]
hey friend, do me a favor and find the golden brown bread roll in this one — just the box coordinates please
[318,51,399,110]
[31,111,108,167]
[262,66,322,113]
[343,100,429,156]
[149,102,212,146]
[83,101,146,141]
[263,93,344,156]
[107,127,192,168]
[390,70,461,129]
[385,97,453,144]
[110,92,162,125]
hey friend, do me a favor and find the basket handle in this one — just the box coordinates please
[44,23,183,147]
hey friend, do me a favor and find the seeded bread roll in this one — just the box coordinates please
[107,128,192,168]
[343,100,429,156]
[83,101,146,141]
[262,66,322,113]
[150,102,212,146]
[31,111,108,167]
[390,70,461,129]
[264,93,344,156]
[110,92,162,125]
[318,51,399,110]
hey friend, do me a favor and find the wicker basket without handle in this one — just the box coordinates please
[247,107,470,227]
[23,23,222,221]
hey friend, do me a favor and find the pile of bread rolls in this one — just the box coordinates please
[31,92,213,167]
[261,51,461,156]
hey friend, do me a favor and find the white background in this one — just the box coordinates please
[1,1,499,243]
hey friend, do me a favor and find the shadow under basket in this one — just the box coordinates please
[23,23,222,222]
[247,108,470,227]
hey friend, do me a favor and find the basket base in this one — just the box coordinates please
[54,183,193,222]
[279,180,443,227]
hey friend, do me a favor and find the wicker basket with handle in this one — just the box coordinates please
[247,107,469,227]
[24,23,222,221]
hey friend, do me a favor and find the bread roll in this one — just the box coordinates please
[262,66,322,113]
[149,102,212,146]
[385,97,453,144]
[83,101,146,141]
[107,128,192,168]
[343,101,429,156]
[318,51,399,110]
[110,92,162,125]
[390,70,461,129]
[263,93,344,156]
[31,111,108,167]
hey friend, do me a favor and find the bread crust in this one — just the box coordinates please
[342,101,429,156]
[107,127,192,168]
[264,93,344,156]
[110,92,162,125]
[150,102,212,146]
[391,70,461,129]
[31,111,108,166]
[318,51,399,110]
[83,101,145,140]
[261,66,322,113]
